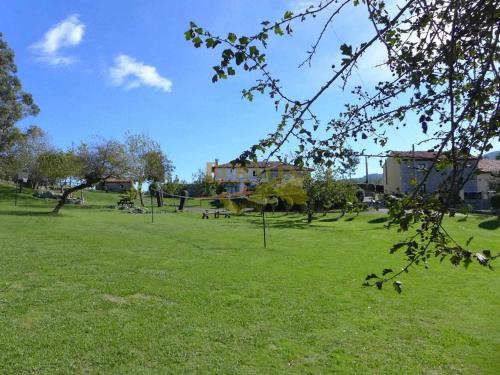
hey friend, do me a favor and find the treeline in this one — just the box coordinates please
[0,127,175,214]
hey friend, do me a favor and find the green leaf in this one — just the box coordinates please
[340,44,353,56]
[393,281,402,294]
[284,10,293,19]
[235,52,245,65]
[249,46,259,56]
[390,242,406,254]
[205,38,215,48]
[382,268,393,276]
[227,67,235,76]
[192,37,202,48]
[274,25,284,36]
[227,32,237,43]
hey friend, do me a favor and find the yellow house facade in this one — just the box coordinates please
[206,160,311,193]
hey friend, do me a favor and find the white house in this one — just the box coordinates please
[206,160,311,193]
[474,158,500,199]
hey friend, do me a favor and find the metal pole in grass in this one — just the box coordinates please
[261,208,267,248]
[14,180,18,206]
[150,191,154,223]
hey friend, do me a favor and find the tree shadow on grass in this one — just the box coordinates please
[317,216,341,223]
[478,218,499,230]
[9,203,53,209]
[0,210,52,217]
[247,217,310,230]
[368,217,389,224]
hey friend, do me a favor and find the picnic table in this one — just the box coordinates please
[117,197,134,208]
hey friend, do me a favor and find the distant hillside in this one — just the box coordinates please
[484,151,499,160]
[350,173,384,184]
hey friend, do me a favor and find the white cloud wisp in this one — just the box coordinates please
[31,14,85,66]
[109,54,172,93]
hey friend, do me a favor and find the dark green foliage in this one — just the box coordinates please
[491,194,500,219]
[0,33,39,154]
[304,167,359,220]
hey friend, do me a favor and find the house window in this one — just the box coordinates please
[464,192,481,200]
[252,171,256,177]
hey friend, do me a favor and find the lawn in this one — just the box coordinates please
[0,185,499,374]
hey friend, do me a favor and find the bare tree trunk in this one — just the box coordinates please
[138,180,144,206]
[53,180,94,214]
[155,190,162,207]
[307,202,313,223]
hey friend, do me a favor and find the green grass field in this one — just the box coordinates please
[0,185,499,374]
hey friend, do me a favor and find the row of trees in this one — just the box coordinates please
[0,128,174,213]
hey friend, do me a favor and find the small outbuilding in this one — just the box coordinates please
[96,178,133,193]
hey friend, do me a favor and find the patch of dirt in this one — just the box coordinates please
[102,294,127,304]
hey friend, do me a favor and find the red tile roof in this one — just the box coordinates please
[214,161,312,171]
[390,151,443,159]
[389,151,478,161]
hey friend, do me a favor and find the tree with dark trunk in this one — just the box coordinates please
[52,180,95,214]
[52,140,128,214]
[124,132,173,207]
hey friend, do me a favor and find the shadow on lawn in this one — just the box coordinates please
[247,213,370,230]
[317,216,341,223]
[0,210,52,217]
[478,218,499,230]
[266,218,310,230]
[368,217,389,224]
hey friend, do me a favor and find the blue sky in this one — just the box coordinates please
[0,0,467,180]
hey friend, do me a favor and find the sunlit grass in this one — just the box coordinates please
[0,185,498,374]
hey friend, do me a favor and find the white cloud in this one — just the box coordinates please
[109,54,172,93]
[31,14,85,66]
